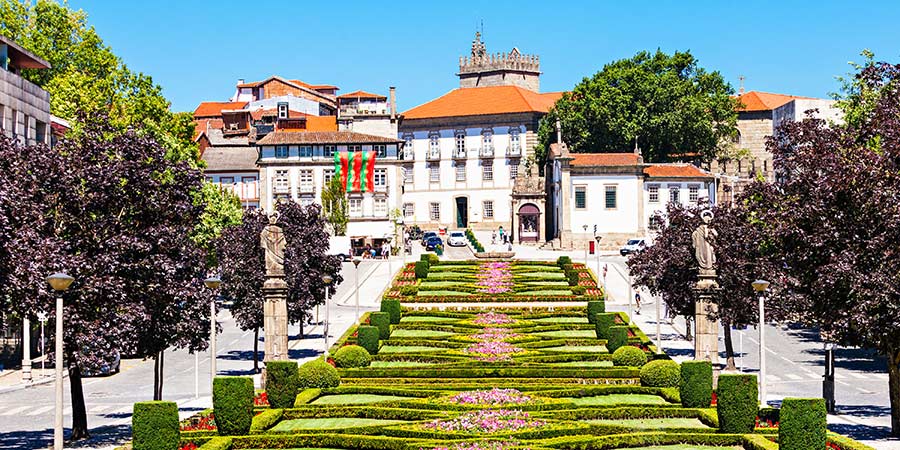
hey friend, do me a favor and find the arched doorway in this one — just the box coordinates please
[518,203,540,243]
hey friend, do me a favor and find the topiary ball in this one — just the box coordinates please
[640,359,681,387]
[612,346,648,367]
[297,359,340,389]
[333,345,371,368]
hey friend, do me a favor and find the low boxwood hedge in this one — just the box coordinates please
[357,325,380,354]
[780,397,827,450]
[680,360,712,408]
[611,346,648,367]
[297,359,340,389]
[716,373,758,433]
[212,376,254,436]
[197,437,231,450]
[249,408,283,433]
[132,401,179,450]
[640,359,681,387]
[380,299,401,324]
[607,325,628,352]
[264,361,299,409]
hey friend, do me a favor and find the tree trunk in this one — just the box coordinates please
[684,316,692,341]
[67,360,90,441]
[298,320,305,339]
[253,328,260,374]
[888,347,900,437]
[153,351,165,401]
[722,322,736,370]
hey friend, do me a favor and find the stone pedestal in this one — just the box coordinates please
[694,274,719,364]
[262,277,289,363]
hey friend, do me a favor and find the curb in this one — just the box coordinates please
[0,370,67,394]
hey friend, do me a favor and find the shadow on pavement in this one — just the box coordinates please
[0,424,131,449]
[828,423,897,443]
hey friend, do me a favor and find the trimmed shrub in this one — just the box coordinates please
[198,437,232,450]
[571,285,587,295]
[380,299,402,324]
[607,325,629,352]
[780,398,826,450]
[612,346,648,367]
[250,408,283,433]
[640,360,681,387]
[587,301,605,323]
[414,260,429,279]
[398,285,418,296]
[370,312,391,339]
[264,360,299,409]
[333,345,371,368]
[421,253,440,265]
[132,401,179,450]
[680,360,713,408]
[297,359,340,389]
[566,270,580,286]
[357,325,380,355]
[556,256,572,267]
[594,313,617,339]
[716,373,758,433]
[212,376,254,436]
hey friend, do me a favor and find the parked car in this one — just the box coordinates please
[420,231,437,246]
[424,236,444,251]
[328,235,351,262]
[619,238,647,256]
[447,231,467,247]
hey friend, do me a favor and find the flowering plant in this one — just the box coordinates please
[475,262,513,294]
[754,416,779,429]
[447,388,534,406]
[473,312,514,325]
[422,409,546,433]
[178,443,199,450]
[425,441,523,450]
[180,413,216,431]
[471,328,521,341]
[253,391,269,406]
[464,341,523,362]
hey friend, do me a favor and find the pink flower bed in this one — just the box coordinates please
[475,262,513,294]
[426,441,523,450]
[448,388,533,406]
[473,312,514,325]
[422,409,546,433]
[464,341,523,362]
[471,328,521,341]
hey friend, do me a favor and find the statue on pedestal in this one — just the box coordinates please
[260,213,286,278]
[692,209,719,364]
[259,212,289,365]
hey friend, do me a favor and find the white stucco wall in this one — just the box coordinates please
[568,174,642,235]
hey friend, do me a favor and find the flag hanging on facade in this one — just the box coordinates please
[333,151,376,193]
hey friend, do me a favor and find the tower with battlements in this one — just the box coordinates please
[457,32,541,91]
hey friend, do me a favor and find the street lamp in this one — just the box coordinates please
[47,272,74,450]
[22,315,31,383]
[204,276,221,396]
[752,279,770,406]
[36,312,48,376]
[352,257,362,322]
[582,225,589,263]
[322,274,334,355]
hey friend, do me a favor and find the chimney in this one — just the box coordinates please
[238,78,245,86]
[389,86,397,121]
[555,118,562,145]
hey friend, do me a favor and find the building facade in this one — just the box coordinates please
[0,35,51,146]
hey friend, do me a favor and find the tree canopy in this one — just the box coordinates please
[537,49,739,166]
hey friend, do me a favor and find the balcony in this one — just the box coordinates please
[273,184,290,194]
[452,149,467,160]
[479,146,495,158]
[374,183,389,193]
[506,145,522,157]
[299,184,316,194]
[401,148,415,160]
[426,149,441,161]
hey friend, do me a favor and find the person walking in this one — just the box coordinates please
[634,292,642,315]
[498,226,505,244]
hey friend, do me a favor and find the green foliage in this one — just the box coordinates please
[780,398,827,450]
[321,177,348,236]
[380,299,402,324]
[594,313,617,339]
[556,256,572,267]
[370,312,392,340]
[566,270,580,286]
[333,345,372,368]
[398,285,419,296]
[587,301,605,323]
[357,325,381,355]
[607,325,629,352]
[297,359,340,389]
[250,408,283,433]
[640,360,681,387]
[192,182,243,267]
[716,374,758,433]
[414,260,430,279]
[197,437,231,450]
[679,360,712,408]
[264,361,299,409]
[212,376,254,436]
[132,401,179,450]
[421,253,440,265]
[571,285,587,295]
[612,346,648,367]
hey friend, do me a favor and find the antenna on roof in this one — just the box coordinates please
[480,19,484,40]
[738,75,745,95]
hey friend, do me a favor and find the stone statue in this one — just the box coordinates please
[691,210,717,274]
[260,213,286,277]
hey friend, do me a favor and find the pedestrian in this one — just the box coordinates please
[635,292,642,315]
[382,242,390,259]
[491,230,497,245]
[498,226,505,244]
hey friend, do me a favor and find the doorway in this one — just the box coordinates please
[518,203,540,243]
[455,197,468,228]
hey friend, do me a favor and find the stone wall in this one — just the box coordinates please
[0,69,50,145]
[459,71,540,92]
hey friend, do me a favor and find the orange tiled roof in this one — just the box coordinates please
[257,131,401,145]
[337,90,386,100]
[194,102,248,118]
[403,86,563,120]
[736,91,816,112]
[248,109,338,131]
[237,77,338,92]
[570,153,642,166]
[644,164,710,179]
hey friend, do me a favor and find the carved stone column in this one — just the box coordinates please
[694,274,720,364]
[262,277,289,363]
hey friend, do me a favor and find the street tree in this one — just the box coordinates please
[321,176,348,236]
[536,49,738,166]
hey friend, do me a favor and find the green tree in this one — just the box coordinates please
[192,183,243,267]
[321,176,348,236]
[537,50,739,166]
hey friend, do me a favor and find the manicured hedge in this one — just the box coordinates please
[594,313,617,339]
[607,325,628,352]
[780,397,826,450]
[414,260,429,279]
[249,408,283,433]
[264,361,299,409]
[640,359,681,387]
[421,253,440,265]
[212,376,254,436]
[370,312,391,339]
[357,325,380,355]
[612,346,647,367]
[380,299,401,324]
[586,301,605,323]
[132,401,179,450]
[717,373,758,433]
[680,360,712,408]
[333,345,371,368]
[197,437,231,450]
[297,359,340,389]
[556,256,572,267]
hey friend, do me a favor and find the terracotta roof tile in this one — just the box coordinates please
[237,77,338,92]
[643,164,711,179]
[194,102,248,117]
[337,90,386,100]
[736,91,816,112]
[569,153,642,166]
[257,131,401,146]
[403,86,563,120]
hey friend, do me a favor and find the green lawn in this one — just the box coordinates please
[516,289,573,296]
[529,317,589,323]
[416,290,471,296]
[550,360,613,367]
[517,272,567,279]
[533,330,597,338]
[270,418,408,431]
[390,329,456,338]
[370,360,436,368]
[309,394,412,405]
[524,281,571,286]
[419,281,468,288]
[567,394,669,406]
[399,316,459,322]
[584,418,711,429]
[542,345,608,353]
[424,272,472,280]
[378,345,444,353]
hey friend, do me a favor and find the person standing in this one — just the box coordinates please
[498,226,505,244]
[634,292,642,315]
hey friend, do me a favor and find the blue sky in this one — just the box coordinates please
[69,0,900,113]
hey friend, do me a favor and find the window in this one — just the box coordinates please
[274,170,289,193]
[509,127,521,152]
[348,144,362,153]
[374,144,387,158]
[604,185,617,209]
[374,168,387,187]
[689,185,700,203]
[429,133,440,157]
[299,197,314,207]
[482,130,493,151]
[455,131,466,155]
[669,185,681,204]
[455,163,466,182]
[403,165,413,184]
[429,202,441,221]
[648,184,659,203]
[324,169,335,184]
[242,176,257,199]
[509,162,518,180]
[324,145,336,157]
[349,198,362,217]
[299,169,314,192]
[403,134,414,159]
[483,200,494,219]
[430,163,440,182]
[220,176,234,186]
[277,102,288,119]
[275,145,288,158]
[403,202,414,217]
[299,146,313,157]
[574,186,587,209]
[374,198,388,216]
[482,161,493,181]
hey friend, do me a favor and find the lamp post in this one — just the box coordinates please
[204,276,221,392]
[824,342,836,413]
[21,316,31,382]
[352,257,362,322]
[594,235,602,293]
[322,275,334,355]
[752,279,770,406]
[582,225,589,263]
[385,236,393,280]
[47,272,74,450]
[37,312,48,376]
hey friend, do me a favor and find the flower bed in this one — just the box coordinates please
[427,441,521,450]
[473,312,514,325]
[475,262,513,294]
[422,409,546,433]
[445,388,536,406]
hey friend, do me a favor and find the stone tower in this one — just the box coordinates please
[457,32,541,91]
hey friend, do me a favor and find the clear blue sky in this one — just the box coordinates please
[70,0,900,114]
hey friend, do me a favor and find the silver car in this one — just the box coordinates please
[447,231,467,247]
